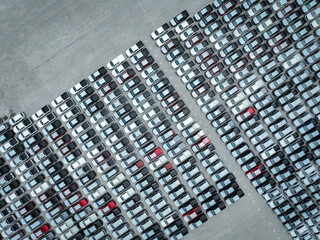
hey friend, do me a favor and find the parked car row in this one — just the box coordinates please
[86,61,190,239]
[121,43,234,230]
[130,42,243,211]
[151,0,320,239]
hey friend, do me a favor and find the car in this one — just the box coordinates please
[70,79,89,94]
[181,68,200,83]
[51,92,70,107]
[107,54,125,70]
[66,114,85,129]
[170,10,189,27]
[9,112,26,126]
[194,4,213,21]
[85,101,104,117]
[236,107,255,122]
[151,23,170,40]
[57,142,76,157]
[61,107,81,122]
[156,31,175,47]
[185,33,204,49]
[98,82,117,96]
[175,18,194,34]
[161,38,180,54]
[5,144,25,160]
[161,92,180,108]
[177,61,195,76]
[117,69,135,84]
[200,56,219,71]
[191,83,210,98]
[205,63,224,78]
[29,139,48,155]
[180,25,199,42]
[199,12,218,28]
[183,206,202,222]
[0,137,19,153]
[89,68,108,83]
[126,40,144,57]
[75,86,95,102]
[37,113,56,128]
[32,105,51,121]
[141,63,159,79]
[246,164,266,180]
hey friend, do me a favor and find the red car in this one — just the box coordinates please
[117,69,135,84]
[277,4,294,18]
[98,81,117,96]
[28,140,48,155]
[273,40,290,54]
[53,134,71,150]
[185,33,204,49]
[161,92,180,108]
[205,63,224,78]
[191,137,210,152]
[31,225,50,239]
[136,56,154,71]
[59,183,78,199]
[93,150,110,166]
[236,107,255,122]
[144,148,163,163]
[246,164,266,180]
[229,58,248,73]
[183,207,202,222]
[48,127,66,142]
[249,45,267,59]
[70,199,88,213]
[267,32,285,47]
[37,189,55,203]
[161,38,180,54]
[191,83,210,98]
[57,142,76,157]
[195,48,214,63]
[98,201,116,215]
[200,56,219,71]
[166,100,185,115]
[218,0,237,15]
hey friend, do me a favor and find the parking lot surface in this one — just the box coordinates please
[2,0,319,239]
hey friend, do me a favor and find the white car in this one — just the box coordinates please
[181,69,199,83]
[67,157,86,172]
[70,79,88,94]
[126,41,144,57]
[61,107,80,122]
[79,213,98,228]
[57,218,75,234]
[226,92,246,107]
[31,182,49,197]
[18,126,38,141]
[56,100,74,115]
[244,79,264,95]
[32,105,51,121]
[9,112,26,126]
[107,54,125,70]
[141,64,159,79]
[61,226,79,240]
[150,155,168,170]
[177,62,194,76]
[51,92,70,108]
[175,18,193,34]
[0,137,19,153]
[12,118,32,133]
[71,122,91,137]
[151,23,169,40]
[37,113,56,128]
[117,187,135,203]
[156,32,173,47]
[107,173,125,188]
[111,62,129,77]
[231,99,251,115]
[88,186,107,201]
[160,211,178,227]
[176,116,194,130]
[87,144,105,159]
